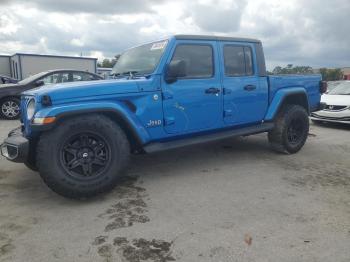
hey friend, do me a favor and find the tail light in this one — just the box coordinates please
[319,81,327,94]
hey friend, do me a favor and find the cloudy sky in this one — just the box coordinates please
[0,0,349,69]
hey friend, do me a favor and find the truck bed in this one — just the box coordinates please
[267,74,322,112]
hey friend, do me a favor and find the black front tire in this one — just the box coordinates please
[268,105,309,154]
[24,162,38,172]
[0,97,21,120]
[36,114,130,199]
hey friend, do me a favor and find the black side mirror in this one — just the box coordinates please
[165,60,187,84]
[35,80,44,87]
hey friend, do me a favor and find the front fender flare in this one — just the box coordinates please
[33,101,151,144]
[264,87,309,121]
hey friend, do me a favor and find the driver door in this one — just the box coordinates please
[161,40,223,134]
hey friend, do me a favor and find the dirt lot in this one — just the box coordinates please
[0,120,349,262]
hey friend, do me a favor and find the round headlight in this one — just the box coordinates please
[27,99,36,120]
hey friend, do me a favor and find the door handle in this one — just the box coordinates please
[244,85,256,91]
[205,87,220,94]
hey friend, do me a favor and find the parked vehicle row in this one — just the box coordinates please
[1,35,325,199]
[0,69,102,119]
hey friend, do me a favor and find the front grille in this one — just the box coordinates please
[20,96,33,136]
[324,105,348,111]
[20,96,31,120]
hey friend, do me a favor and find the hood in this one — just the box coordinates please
[23,78,145,103]
[321,94,350,106]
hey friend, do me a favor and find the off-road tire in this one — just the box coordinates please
[24,161,38,172]
[268,105,309,154]
[36,114,130,199]
[0,97,21,120]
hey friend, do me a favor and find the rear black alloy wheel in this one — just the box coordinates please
[0,98,20,120]
[36,114,130,199]
[60,133,111,179]
[287,118,305,145]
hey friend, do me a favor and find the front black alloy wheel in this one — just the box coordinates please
[60,133,111,179]
[36,114,130,199]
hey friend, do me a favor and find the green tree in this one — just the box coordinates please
[97,54,121,68]
[319,68,343,81]
[271,64,314,75]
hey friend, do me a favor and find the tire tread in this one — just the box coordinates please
[36,114,130,199]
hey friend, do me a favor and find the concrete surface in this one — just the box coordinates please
[0,120,349,262]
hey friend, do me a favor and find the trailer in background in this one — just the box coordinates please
[0,53,97,80]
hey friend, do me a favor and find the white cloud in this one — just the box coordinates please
[0,14,21,34]
[70,38,84,47]
[0,0,349,68]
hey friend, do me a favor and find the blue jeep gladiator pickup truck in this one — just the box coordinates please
[1,35,326,198]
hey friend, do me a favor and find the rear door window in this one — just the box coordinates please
[244,47,253,75]
[223,45,254,76]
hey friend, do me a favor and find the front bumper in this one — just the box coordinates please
[310,115,350,124]
[0,127,29,162]
[311,110,350,124]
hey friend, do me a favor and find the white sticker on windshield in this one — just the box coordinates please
[151,41,167,51]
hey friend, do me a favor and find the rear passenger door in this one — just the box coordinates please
[219,43,268,125]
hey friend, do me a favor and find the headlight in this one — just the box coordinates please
[27,99,36,120]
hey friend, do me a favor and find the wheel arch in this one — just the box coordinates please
[0,95,21,103]
[265,88,309,121]
[57,110,146,152]
[33,103,151,152]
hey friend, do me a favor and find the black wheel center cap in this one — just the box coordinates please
[61,132,110,178]
[78,148,94,160]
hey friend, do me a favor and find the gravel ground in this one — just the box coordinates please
[0,120,349,262]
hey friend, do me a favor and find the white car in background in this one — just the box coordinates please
[311,81,350,124]
[326,80,343,93]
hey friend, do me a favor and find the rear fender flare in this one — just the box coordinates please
[264,87,309,121]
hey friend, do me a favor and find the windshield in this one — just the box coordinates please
[18,71,48,85]
[111,40,168,76]
[327,81,342,91]
[328,81,350,95]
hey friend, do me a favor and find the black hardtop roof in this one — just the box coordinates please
[174,34,261,43]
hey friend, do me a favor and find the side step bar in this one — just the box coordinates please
[144,123,274,153]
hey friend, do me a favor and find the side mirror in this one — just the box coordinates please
[35,80,44,87]
[165,60,187,84]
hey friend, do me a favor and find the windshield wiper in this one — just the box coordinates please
[111,71,148,79]
[122,71,139,79]
[109,72,121,78]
